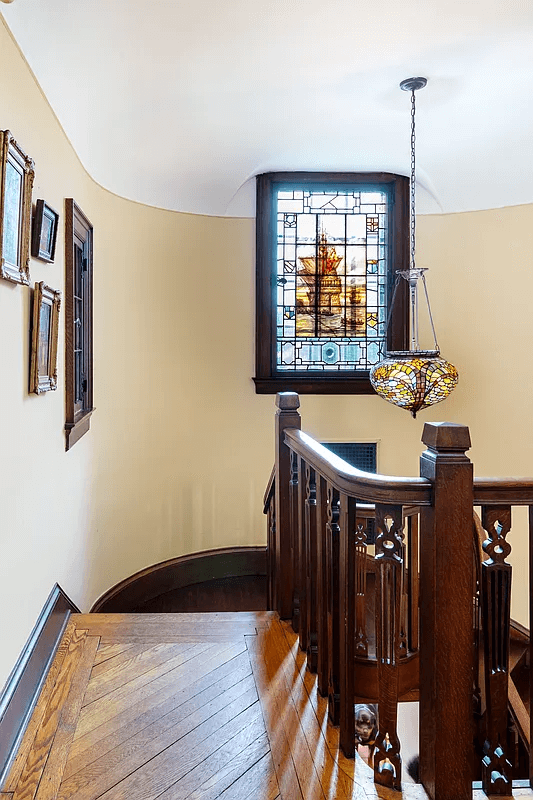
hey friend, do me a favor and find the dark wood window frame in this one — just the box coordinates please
[65,199,94,450]
[254,172,409,394]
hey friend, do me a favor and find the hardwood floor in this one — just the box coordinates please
[3,612,532,800]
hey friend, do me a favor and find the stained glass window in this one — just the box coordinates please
[276,188,388,373]
[255,173,409,394]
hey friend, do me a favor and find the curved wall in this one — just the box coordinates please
[1,15,532,689]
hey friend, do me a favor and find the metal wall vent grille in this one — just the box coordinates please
[321,442,377,473]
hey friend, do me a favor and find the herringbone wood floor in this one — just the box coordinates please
[2,613,531,800]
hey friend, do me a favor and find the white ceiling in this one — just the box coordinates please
[1,0,532,217]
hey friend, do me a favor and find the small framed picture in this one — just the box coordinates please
[31,200,59,261]
[0,130,35,284]
[32,200,59,262]
[30,282,61,394]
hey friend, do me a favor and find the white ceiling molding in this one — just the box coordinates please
[1,0,532,217]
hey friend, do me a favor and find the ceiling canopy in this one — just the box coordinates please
[1,0,532,216]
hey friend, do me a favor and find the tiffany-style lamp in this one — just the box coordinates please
[369,78,458,418]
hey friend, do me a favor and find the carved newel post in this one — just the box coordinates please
[274,392,301,619]
[419,422,474,800]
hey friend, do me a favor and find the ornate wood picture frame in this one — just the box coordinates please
[32,200,59,262]
[30,282,61,394]
[0,130,35,285]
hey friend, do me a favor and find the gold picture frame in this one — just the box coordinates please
[0,130,35,284]
[30,282,61,394]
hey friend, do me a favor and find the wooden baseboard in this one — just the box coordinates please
[91,546,267,613]
[0,584,79,787]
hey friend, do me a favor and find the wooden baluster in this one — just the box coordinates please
[473,584,482,724]
[327,485,341,725]
[305,465,318,672]
[298,457,309,654]
[297,458,309,652]
[373,504,404,790]
[354,514,368,657]
[399,522,408,660]
[398,512,410,658]
[274,392,301,620]
[407,511,419,652]
[290,450,300,632]
[266,497,275,610]
[419,422,474,800]
[316,474,329,695]
[339,493,356,757]
[530,504,533,786]
[480,505,513,796]
[473,513,483,725]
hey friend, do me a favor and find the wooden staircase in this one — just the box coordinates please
[265,391,533,798]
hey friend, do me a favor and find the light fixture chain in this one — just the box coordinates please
[369,77,458,418]
[410,88,416,270]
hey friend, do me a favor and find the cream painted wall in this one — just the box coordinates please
[1,14,532,692]
[0,17,96,690]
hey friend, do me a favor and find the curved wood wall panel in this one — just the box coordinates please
[91,547,267,613]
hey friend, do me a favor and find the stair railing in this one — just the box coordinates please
[265,391,533,800]
[472,480,533,795]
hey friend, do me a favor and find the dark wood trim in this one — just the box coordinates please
[253,376,374,394]
[510,618,530,644]
[90,546,267,613]
[0,584,79,787]
[254,171,409,394]
[419,422,474,799]
[65,199,94,451]
[255,173,275,387]
[474,477,533,506]
[389,175,409,351]
[273,394,302,620]
[65,409,94,451]
[530,505,533,787]
[263,465,275,512]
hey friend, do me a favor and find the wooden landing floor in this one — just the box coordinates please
[2,612,532,800]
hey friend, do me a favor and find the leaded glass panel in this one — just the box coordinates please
[275,187,389,372]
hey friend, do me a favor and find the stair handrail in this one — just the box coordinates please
[473,476,533,505]
[284,428,432,505]
[263,465,275,512]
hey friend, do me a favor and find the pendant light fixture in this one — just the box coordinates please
[369,77,458,418]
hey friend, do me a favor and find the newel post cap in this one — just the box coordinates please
[421,421,471,452]
[276,392,300,411]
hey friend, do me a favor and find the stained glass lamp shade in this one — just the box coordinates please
[370,350,458,418]
[369,78,458,417]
